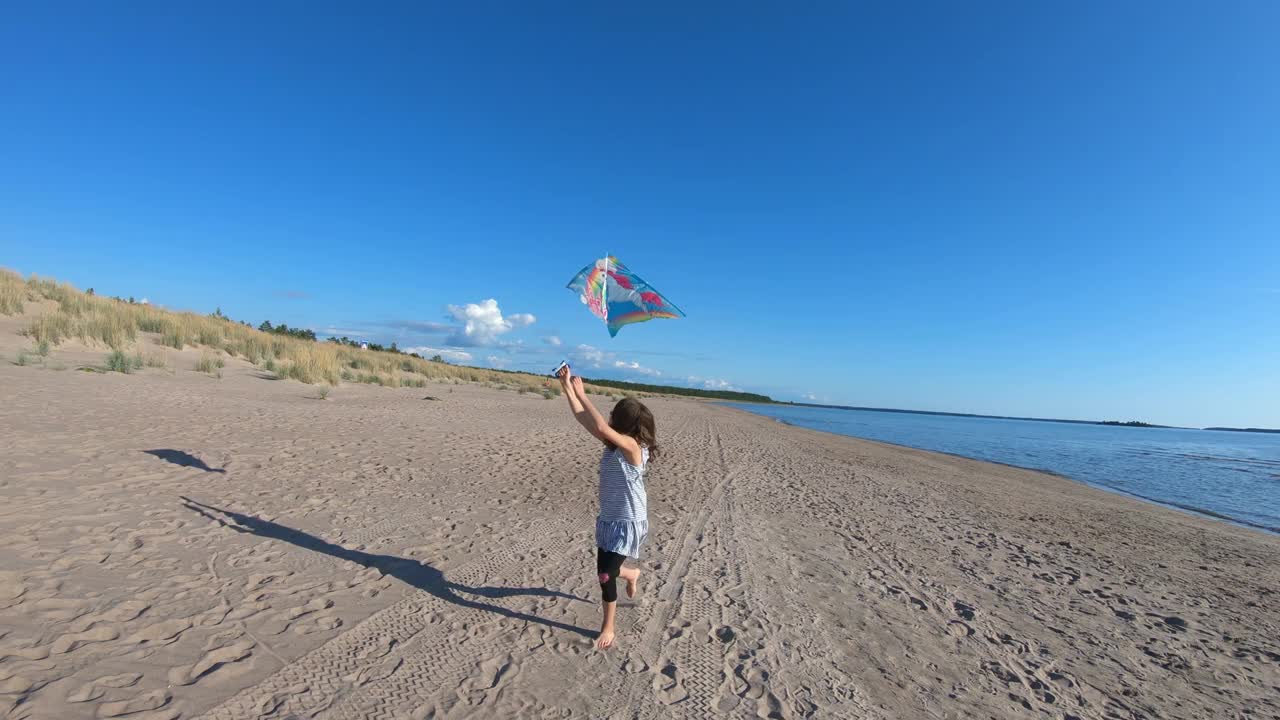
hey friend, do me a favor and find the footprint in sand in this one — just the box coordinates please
[98,689,171,718]
[654,661,689,705]
[0,639,51,662]
[202,629,247,651]
[666,620,691,640]
[33,597,92,623]
[198,600,234,627]
[51,625,118,654]
[259,598,334,635]
[256,683,310,717]
[244,572,290,593]
[168,639,255,686]
[357,635,398,661]
[622,653,648,674]
[458,655,512,703]
[293,613,343,635]
[227,599,271,622]
[101,600,151,623]
[0,572,27,609]
[0,675,36,696]
[67,672,143,703]
[349,656,404,687]
[127,618,192,646]
[733,662,768,701]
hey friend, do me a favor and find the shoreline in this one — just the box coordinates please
[719,402,1280,537]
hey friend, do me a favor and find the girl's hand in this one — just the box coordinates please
[571,376,584,394]
[558,365,572,385]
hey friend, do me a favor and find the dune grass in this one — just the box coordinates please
[106,349,143,374]
[195,352,225,374]
[0,270,621,393]
[0,270,25,315]
[142,350,169,369]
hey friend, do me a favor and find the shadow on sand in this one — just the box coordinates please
[144,449,226,473]
[179,497,593,638]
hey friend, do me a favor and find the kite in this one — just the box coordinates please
[566,255,685,337]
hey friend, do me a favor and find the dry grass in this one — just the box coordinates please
[2,269,624,393]
[142,350,169,369]
[0,269,25,315]
[195,352,224,374]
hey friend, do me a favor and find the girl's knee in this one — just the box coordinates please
[598,571,619,603]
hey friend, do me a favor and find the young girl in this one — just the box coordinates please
[558,367,657,649]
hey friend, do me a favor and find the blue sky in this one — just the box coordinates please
[2,3,1278,427]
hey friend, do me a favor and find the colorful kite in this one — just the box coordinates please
[566,255,685,337]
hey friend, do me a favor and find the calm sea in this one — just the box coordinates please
[722,403,1280,534]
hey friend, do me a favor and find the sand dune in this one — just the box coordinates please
[2,339,1278,718]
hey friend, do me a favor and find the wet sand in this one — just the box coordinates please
[2,342,1278,719]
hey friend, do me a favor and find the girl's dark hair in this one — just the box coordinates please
[608,397,659,458]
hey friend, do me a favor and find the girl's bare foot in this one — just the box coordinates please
[621,566,640,599]
[596,628,616,649]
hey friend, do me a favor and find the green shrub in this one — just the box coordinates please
[107,350,133,374]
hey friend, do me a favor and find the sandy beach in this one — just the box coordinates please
[2,337,1279,719]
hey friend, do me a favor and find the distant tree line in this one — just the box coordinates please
[580,377,773,403]
[257,320,317,341]
[324,335,447,362]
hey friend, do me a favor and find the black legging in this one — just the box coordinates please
[597,548,627,603]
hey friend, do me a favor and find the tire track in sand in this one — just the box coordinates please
[194,510,587,720]
[591,417,745,718]
[199,413,701,720]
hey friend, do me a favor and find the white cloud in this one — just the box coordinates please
[487,355,509,369]
[445,299,535,346]
[572,344,610,368]
[614,360,661,377]
[403,346,473,363]
[680,374,738,391]
[139,298,150,305]
[543,335,562,347]
[803,392,818,401]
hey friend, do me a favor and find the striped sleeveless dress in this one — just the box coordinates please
[596,445,649,558]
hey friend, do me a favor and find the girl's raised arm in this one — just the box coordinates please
[559,370,640,458]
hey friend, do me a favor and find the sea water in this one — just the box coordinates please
[723,403,1280,534]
